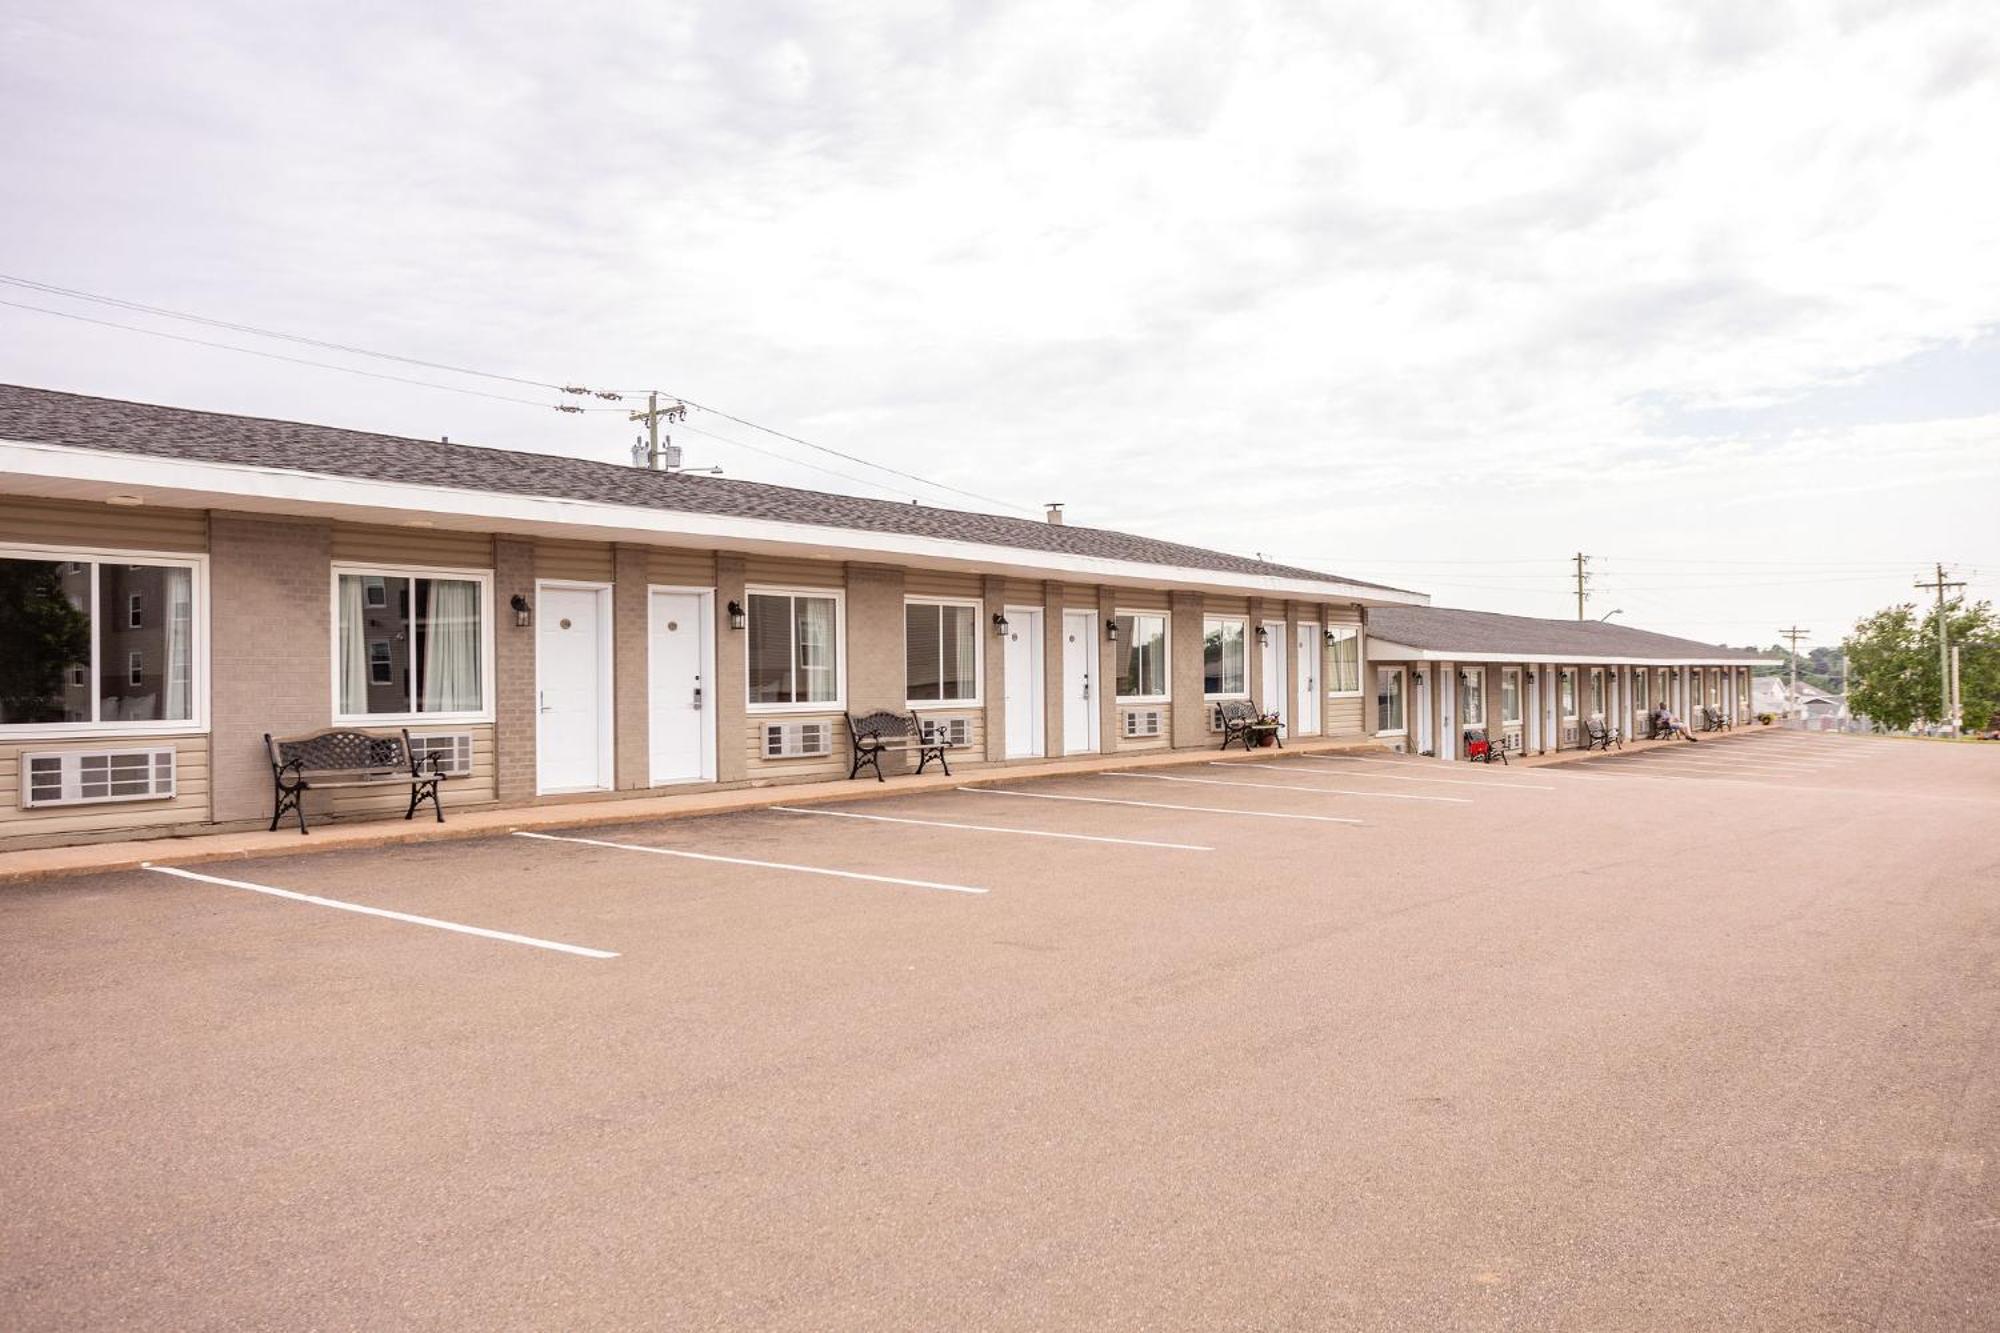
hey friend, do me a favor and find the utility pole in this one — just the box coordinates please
[1573,552,1590,621]
[1914,563,1966,737]
[628,391,688,471]
[1779,626,1810,720]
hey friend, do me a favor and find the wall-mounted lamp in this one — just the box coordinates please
[1105,618,1119,643]
[991,612,1010,639]
[510,593,532,628]
[726,599,747,631]
[1323,627,1338,647]
[1254,625,1270,647]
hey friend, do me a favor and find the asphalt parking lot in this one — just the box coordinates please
[4,731,1997,1329]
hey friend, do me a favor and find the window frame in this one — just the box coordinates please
[0,542,210,740]
[1201,615,1249,700]
[1560,668,1578,720]
[1374,665,1406,736]
[329,562,495,726]
[1589,667,1606,718]
[902,595,983,709]
[1459,666,1486,728]
[1500,667,1522,726]
[744,586,847,715]
[1113,609,1171,704]
[1325,625,1363,696]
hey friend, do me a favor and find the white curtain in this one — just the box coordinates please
[947,605,976,700]
[165,567,193,721]
[338,575,368,714]
[421,579,481,712]
[796,596,836,702]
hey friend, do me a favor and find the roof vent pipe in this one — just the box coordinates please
[1045,503,1064,525]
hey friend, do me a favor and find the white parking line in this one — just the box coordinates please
[514,830,988,895]
[965,788,1363,824]
[143,863,619,959]
[1319,753,1616,782]
[1287,758,1556,790]
[770,805,1213,851]
[1120,770,1470,804]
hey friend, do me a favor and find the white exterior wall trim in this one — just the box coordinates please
[1367,637,1777,669]
[0,441,1427,607]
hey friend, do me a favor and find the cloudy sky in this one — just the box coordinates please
[4,0,1997,649]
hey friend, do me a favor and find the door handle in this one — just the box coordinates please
[538,690,553,714]
[691,685,703,711]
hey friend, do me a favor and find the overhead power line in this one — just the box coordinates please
[0,272,1032,515]
[0,298,579,410]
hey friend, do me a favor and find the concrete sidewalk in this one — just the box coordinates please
[0,736,1389,883]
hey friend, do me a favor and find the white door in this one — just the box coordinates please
[1061,610,1099,755]
[1003,607,1045,759]
[1415,670,1433,755]
[537,584,610,793]
[1295,624,1321,736]
[649,590,711,784]
[1260,623,1287,730]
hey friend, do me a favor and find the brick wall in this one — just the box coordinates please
[714,554,747,785]
[493,538,536,801]
[1170,592,1205,747]
[209,512,332,822]
[613,545,649,789]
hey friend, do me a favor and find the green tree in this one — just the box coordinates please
[1843,598,1999,732]
[0,560,92,723]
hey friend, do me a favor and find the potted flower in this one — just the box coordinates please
[1254,710,1282,747]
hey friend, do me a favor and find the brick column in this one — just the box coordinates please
[208,513,332,822]
[715,554,747,785]
[1042,582,1066,754]
[1097,586,1120,752]
[982,575,1007,762]
[1170,591,1205,749]
[613,544,649,790]
[493,538,537,802]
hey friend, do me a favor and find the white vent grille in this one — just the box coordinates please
[1122,708,1163,738]
[763,721,833,758]
[917,716,972,747]
[21,747,176,809]
[407,732,473,776]
[1500,729,1524,753]
[1561,723,1580,747]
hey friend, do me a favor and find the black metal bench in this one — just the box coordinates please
[1700,705,1731,732]
[1216,699,1282,751]
[1464,727,1508,764]
[1581,717,1621,751]
[845,710,952,782]
[265,728,449,834]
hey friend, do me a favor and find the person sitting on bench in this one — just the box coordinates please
[1652,701,1698,742]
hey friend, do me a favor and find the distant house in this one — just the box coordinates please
[1754,677,1841,720]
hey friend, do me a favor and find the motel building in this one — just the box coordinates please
[0,385,1771,849]
[1364,606,1775,761]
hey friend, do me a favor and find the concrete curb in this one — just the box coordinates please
[0,737,1389,884]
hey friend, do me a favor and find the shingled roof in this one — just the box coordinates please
[1368,605,1770,662]
[0,384,1416,596]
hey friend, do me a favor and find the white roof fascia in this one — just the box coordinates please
[1365,637,1778,668]
[0,439,1430,607]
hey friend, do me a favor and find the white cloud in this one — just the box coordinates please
[2,0,1996,645]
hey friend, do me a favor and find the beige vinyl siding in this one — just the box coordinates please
[997,579,1045,607]
[536,540,615,583]
[0,496,208,552]
[909,706,987,762]
[325,724,497,817]
[742,556,843,589]
[331,523,492,568]
[0,735,210,846]
[744,711,848,782]
[1202,595,1252,618]
[646,547,716,587]
[904,568,982,600]
[1112,590,1170,613]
